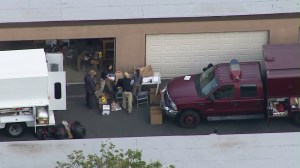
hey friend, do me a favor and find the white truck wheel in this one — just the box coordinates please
[5,123,25,137]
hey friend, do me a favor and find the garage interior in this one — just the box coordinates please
[0,38,115,83]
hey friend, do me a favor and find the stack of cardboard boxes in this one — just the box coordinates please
[149,88,160,105]
[149,88,162,125]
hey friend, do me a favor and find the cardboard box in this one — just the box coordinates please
[150,106,162,125]
[90,59,99,65]
[149,88,156,94]
[102,105,110,116]
[150,93,161,105]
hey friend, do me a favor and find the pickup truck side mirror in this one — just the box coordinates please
[209,95,215,102]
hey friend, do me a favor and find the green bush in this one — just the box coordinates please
[56,141,175,168]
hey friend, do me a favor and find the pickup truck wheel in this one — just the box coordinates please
[5,123,25,137]
[179,110,200,128]
[294,112,300,126]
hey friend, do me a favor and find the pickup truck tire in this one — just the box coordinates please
[293,112,300,126]
[5,123,25,137]
[179,110,200,128]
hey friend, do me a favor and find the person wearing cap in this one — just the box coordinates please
[117,72,133,113]
[84,69,97,109]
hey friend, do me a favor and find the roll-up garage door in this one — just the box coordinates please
[146,31,268,78]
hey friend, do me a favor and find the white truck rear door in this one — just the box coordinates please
[48,72,66,110]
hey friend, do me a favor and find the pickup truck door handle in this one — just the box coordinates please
[230,101,238,106]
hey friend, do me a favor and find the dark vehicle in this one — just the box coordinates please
[161,44,300,128]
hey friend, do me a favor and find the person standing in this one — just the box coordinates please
[99,64,114,94]
[132,69,143,95]
[84,69,97,109]
[118,72,133,113]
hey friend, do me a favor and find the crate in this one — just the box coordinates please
[150,106,162,125]
[37,119,49,125]
[149,88,161,105]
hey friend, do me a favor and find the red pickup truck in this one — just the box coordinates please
[160,44,300,128]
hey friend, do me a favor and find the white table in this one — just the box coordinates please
[142,72,161,94]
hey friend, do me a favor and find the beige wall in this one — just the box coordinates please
[0,17,299,72]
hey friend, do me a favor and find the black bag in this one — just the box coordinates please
[53,124,68,139]
[36,126,56,140]
[36,128,48,140]
[70,121,86,139]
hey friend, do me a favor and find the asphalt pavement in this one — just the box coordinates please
[56,82,300,139]
[0,81,299,142]
[0,82,299,168]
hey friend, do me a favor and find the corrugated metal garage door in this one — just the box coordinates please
[146,31,268,78]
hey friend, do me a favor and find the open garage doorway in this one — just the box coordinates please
[0,38,115,83]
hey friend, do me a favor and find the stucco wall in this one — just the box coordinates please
[0,18,299,72]
[120,18,300,71]
[0,0,299,23]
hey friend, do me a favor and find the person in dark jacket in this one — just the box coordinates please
[84,69,97,109]
[99,64,114,94]
[117,72,133,113]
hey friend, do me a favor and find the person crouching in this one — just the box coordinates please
[118,72,133,113]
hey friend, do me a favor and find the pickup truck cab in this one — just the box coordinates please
[161,43,300,128]
[160,44,300,128]
[161,60,265,128]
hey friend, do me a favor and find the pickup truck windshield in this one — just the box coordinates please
[199,67,218,96]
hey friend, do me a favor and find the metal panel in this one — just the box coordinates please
[0,49,48,79]
[0,76,49,108]
[48,72,67,111]
[146,31,268,78]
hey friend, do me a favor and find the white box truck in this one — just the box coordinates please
[0,49,66,137]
